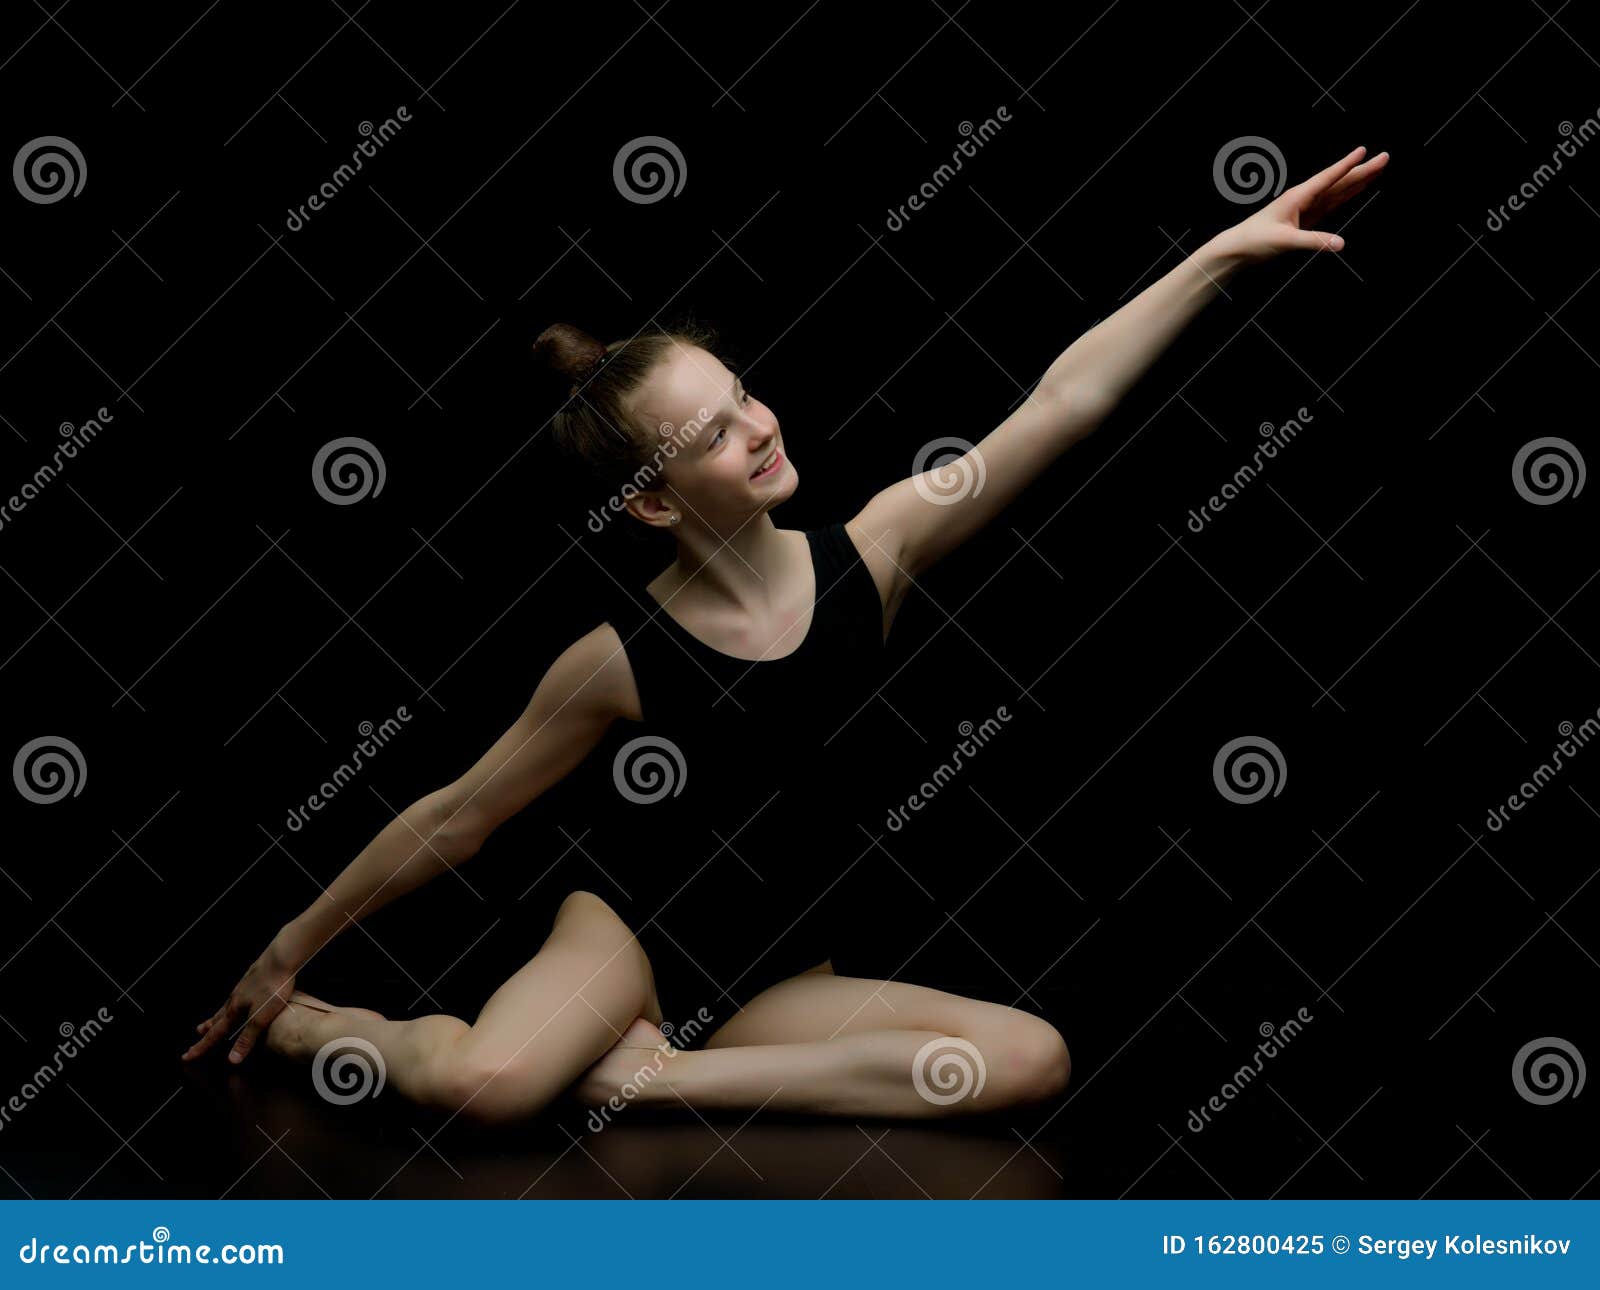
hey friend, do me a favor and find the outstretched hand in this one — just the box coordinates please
[1218,145,1390,264]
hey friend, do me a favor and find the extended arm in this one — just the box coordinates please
[849,145,1388,596]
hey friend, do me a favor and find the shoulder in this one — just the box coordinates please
[537,621,643,725]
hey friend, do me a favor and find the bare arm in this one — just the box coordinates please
[848,146,1388,602]
[184,622,640,1063]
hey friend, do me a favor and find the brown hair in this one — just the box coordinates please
[532,319,726,506]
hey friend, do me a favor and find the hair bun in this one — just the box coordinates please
[532,322,610,383]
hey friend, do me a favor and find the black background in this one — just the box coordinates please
[0,1,1595,1199]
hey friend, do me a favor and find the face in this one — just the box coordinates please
[623,343,796,533]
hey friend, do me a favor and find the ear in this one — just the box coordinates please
[623,487,677,530]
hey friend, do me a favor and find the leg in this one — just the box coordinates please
[577,971,1069,1118]
[265,890,662,1125]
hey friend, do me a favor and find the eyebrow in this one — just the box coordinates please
[703,375,742,447]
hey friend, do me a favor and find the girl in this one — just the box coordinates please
[181,146,1387,1126]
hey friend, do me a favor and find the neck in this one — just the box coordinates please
[664,513,790,609]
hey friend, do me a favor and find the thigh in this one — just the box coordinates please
[701,970,1031,1050]
[463,889,663,1070]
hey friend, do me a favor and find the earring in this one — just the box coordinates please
[668,513,680,526]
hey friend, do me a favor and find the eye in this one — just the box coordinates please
[710,426,726,447]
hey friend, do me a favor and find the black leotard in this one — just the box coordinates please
[597,521,887,1046]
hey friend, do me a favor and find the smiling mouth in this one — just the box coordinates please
[750,447,783,480]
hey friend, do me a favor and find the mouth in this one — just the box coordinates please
[750,446,784,481]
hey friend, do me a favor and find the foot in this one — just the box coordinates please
[264,990,386,1062]
[573,1017,677,1108]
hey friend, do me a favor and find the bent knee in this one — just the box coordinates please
[985,1015,1071,1106]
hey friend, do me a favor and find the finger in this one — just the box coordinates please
[228,1019,265,1065]
[1320,152,1389,211]
[1294,228,1345,253]
[183,1004,237,1061]
[1294,146,1367,201]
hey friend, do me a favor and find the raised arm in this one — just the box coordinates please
[848,145,1388,597]
[184,622,639,1064]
